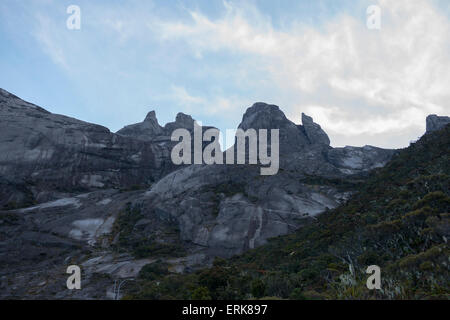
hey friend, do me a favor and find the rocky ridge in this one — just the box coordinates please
[0,89,219,208]
[0,88,430,299]
[426,114,450,133]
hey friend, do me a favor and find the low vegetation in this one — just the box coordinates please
[111,203,186,259]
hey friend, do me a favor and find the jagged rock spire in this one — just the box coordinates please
[301,113,330,146]
[116,110,163,140]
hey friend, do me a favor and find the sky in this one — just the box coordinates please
[0,0,449,149]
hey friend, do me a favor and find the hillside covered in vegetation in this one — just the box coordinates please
[126,125,450,300]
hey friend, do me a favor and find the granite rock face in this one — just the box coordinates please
[328,145,395,175]
[116,110,164,140]
[139,102,397,259]
[0,89,217,207]
[426,114,450,133]
[0,89,157,194]
[301,113,330,146]
[117,110,219,164]
[238,103,310,154]
[0,90,421,299]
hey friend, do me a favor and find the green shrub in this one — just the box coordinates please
[251,279,266,298]
[139,260,169,280]
[290,288,307,300]
[133,242,186,259]
[191,287,212,300]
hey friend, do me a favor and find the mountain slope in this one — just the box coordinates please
[0,88,216,208]
[2,89,446,300]
[0,96,397,299]
[135,103,395,258]
[124,124,450,300]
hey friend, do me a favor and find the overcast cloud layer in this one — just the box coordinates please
[1,0,449,148]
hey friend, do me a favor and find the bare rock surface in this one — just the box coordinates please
[0,89,220,208]
[0,90,413,299]
[426,114,450,133]
[141,103,396,259]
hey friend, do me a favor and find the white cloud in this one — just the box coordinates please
[171,85,206,106]
[169,85,250,119]
[34,13,70,70]
[154,0,450,148]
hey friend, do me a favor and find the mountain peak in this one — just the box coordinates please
[175,112,194,124]
[301,113,330,146]
[116,110,163,139]
[426,114,450,133]
[144,110,158,122]
[239,102,288,131]
[249,102,281,112]
[237,102,310,152]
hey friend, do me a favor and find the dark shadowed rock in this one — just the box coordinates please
[301,113,330,146]
[238,102,309,153]
[0,88,223,208]
[426,114,450,133]
[138,102,397,260]
[164,112,196,132]
[0,92,413,299]
[116,110,164,140]
[0,89,184,206]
